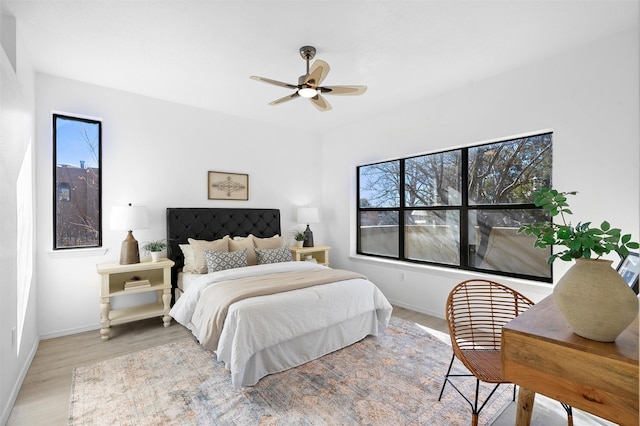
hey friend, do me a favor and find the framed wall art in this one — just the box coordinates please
[208,171,249,201]
[617,252,639,295]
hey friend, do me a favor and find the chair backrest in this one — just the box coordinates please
[446,279,534,351]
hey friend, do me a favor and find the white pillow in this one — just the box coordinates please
[179,244,196,273]
[205,249,247,272]
[188,236,230,274]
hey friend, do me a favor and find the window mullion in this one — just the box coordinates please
[399,159,406,260]
[460,148,469,268]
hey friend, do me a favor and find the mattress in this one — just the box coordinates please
[176,271,201,301]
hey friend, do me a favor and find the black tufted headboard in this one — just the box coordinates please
[166,208,281,300]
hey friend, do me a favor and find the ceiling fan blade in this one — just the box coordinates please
[309,94,332,112]
[250,75,298,90]
[319,85,367,96]
[304,60,330,86]
[268,92,300,106]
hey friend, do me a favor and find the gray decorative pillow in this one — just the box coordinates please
[205,249,247,273]
[255,247,293,264]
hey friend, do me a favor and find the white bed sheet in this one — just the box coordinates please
[169,262,392,388]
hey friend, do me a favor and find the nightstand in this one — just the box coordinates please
[96,258,174,341]
[290,245,331,266]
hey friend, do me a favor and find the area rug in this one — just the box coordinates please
[69,317,512,425]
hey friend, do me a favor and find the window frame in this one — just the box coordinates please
[53,113,103,250]
[357,132,552,283]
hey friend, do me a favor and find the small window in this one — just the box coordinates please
[53,114,102,249]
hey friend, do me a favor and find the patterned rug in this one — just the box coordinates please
[69,317,512,425]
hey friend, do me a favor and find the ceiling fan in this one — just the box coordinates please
[250,46,367,112]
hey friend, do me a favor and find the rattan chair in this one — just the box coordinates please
[438,279,573,426]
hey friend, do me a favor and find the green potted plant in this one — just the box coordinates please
[292,231,306,248]
[518,188,639,341]
[518,188,638,264]
[142,239,167,262]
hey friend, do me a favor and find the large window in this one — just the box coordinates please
[53,114,102,249]
[357,132,553,282]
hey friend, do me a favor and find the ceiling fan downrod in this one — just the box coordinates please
[299,46,316,74]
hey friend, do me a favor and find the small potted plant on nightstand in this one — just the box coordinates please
[142,239,167,262]
[293,231,306,248]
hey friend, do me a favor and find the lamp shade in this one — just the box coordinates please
[297,207,319,225]
[110,205,149,231]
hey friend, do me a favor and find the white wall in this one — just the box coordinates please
[34,74,323,338]
[0,17,37,425]
[322,28,640,318]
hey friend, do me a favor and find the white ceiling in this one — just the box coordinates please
[2,0,638,131]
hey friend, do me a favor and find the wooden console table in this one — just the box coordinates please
[502,295,638,426]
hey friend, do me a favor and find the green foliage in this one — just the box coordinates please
[293,232,306,241]
[142,239,167,252]
[518,188,639,264]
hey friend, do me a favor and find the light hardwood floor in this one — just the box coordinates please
[7,306,609,425]
[7,317,192,425]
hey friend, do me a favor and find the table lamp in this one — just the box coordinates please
[297,207,319,247]
[111,204,149,264]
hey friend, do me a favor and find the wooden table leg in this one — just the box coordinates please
[515,387,535,426]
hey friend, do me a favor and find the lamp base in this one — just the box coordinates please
[119,231,141,264]
[303,225,314,247]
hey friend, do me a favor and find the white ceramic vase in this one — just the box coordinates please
[553,258,639,342]
[150,251,162,262]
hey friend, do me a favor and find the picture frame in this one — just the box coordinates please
[617,252,639,295]
[208,171,249,201]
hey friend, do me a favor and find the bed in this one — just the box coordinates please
[166,207,393,388]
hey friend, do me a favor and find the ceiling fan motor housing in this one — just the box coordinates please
[299,46,316,60]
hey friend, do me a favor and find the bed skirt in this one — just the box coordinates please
[223,309,380,387]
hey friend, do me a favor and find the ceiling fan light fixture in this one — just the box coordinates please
[297,87,318,98]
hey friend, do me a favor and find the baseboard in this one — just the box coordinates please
[39,323,100,340]
[1,337,39,425]
[389,299,444,320]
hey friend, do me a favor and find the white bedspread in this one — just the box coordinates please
[169,261,392,388]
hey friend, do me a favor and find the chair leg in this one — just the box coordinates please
[439,354,501,424]
[472,378,481,420]
[471,378,502,422]
[561,403,573,426]
[438,353,456,401]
